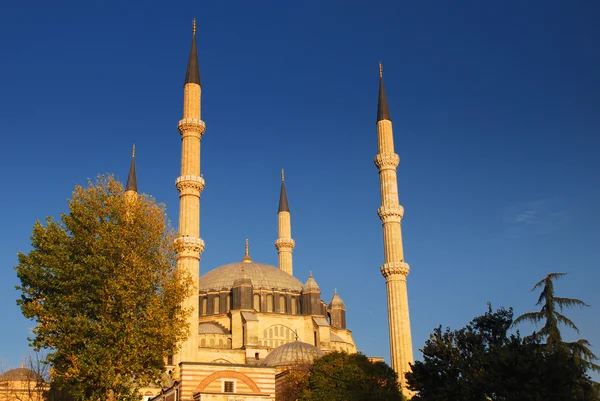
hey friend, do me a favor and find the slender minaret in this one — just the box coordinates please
[125,144,137,201]
[375,63,414,395]
[275,169,295,275]
[175,19,205,363]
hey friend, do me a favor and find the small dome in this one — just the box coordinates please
[264,341,323,367]
[328,289,345,309]
[303,271,320,292]
[0,368,44,382]
[199,262,303,292]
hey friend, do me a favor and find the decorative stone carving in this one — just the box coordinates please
[274,238,295,250]
[174,236,205,255]
[374,152,399,170]
[377,205,404,223]
[176,175,205,193]
[380,261,410,277]
[178,118,206,137]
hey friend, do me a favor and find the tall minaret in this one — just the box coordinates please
[375,63,414,395]
[125,144,137,201]
[175,19,205,363]
[275,169,295,275]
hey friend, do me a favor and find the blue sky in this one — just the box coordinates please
[1,0,599,380]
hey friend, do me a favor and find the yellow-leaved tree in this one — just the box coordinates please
[15,175,192,401]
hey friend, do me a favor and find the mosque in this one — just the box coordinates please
[126,20,415,401]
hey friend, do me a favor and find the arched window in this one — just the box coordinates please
[213,296,220,314]
[253,294,261,311]
[291,297,297,314]
[279,295,286,313]
[201,298,207,315]
[226,294,231,312]
[200,339,206,347]
[266,294,274,312]
[210,338,215,347]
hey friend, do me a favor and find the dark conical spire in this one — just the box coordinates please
[278,169,290,212]
[184,19,201,85]
[377,62,391,122]
[126,144,137,192]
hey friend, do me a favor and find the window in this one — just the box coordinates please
[253,294,261,311]
[266,294,273,312]
[201,298,207,315]
[167,355,173,365]
[223,381,234,393]
[213,296,220,314]
[226,294,231,312]
[279,295,286,313]
[255,352,260,360]
[291,297,297,314]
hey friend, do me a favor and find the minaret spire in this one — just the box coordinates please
[377,62,391,122]
[184,18,200,85]
[174,20,206,368]
[374,64,413,396]
[275,169,295,275]
[124,145,138,205]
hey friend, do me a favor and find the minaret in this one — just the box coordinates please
[374,63,414,395]
[175,19,205,363]
[275,169,295,275]
[125,144,137,201]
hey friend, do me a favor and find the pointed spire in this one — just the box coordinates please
[126,144,137,192]
[184,18,201,85]
[242,238,253,263]
[377,62,391,122]
[278,169,290,212]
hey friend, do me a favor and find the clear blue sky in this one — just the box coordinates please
[1,0,599,380]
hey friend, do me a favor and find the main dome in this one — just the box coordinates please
[199,262,304,292]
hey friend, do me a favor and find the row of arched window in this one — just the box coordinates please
[200,292,300,315]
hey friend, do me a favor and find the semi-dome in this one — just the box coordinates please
[199,262,303,292]
[263,341,323,367]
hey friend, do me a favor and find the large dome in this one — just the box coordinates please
[0,368,44,382]
[199,262,304,292]
[263,341,323,367]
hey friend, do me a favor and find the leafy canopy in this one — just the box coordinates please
[513,273,600,373]
[407,305,599,401]
[15,175,192,401]
[282,351,403,401]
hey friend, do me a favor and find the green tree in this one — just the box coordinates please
[406,305,599,401]
[15,175,192,401]
[513,273,600,373]
[291,352,403,401]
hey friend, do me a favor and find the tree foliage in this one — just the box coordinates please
[513,272,600,373]
[407,305,599,401]
[280,352,403,401]
[15,175,192,401]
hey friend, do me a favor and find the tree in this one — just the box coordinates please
[15,175,192,401]
[406,305,599,401]
[286,352,403,401]
[513,273,600,373]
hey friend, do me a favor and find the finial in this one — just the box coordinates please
[281,168,285,182]
[192,18,196,35]
[132,144,135,158]
[334,288,337,295]
[242,238,252,263]
[309,271,313,278]
[379,62,383,78]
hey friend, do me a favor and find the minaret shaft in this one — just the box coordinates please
[175,26,205,366]
[276,211,294,275]
[376,107,414,394]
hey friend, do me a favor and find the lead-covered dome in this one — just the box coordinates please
[0,368,44,382]
[199,262,303,292]
[263,341,323,367]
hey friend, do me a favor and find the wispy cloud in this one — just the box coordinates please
[504,198,567,236]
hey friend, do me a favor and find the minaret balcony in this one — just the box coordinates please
[174,236,205,255]
[178,118,206,137]
[377,205,404,223]
[374,152,399,170]
[380,261,410,278]
[275,238,295,250]
[176,175,205,194]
